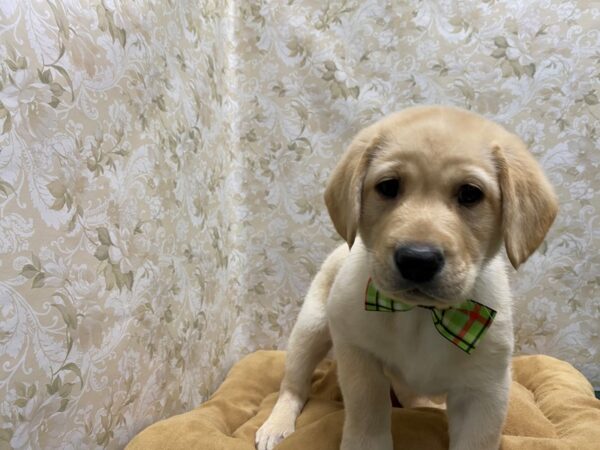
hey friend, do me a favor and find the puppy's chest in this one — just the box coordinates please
[369,311,463,392]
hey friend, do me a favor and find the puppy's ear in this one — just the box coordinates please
[492,136,558,269]
[324,126,381,247]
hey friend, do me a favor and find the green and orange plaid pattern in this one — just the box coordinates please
[365,279,496,354]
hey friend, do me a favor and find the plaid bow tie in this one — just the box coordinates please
[365,279,496,354]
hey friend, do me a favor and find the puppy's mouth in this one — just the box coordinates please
[383,285,463,309]
[402,288,451,308]
[405,288,436,300]
[369,257,471,308]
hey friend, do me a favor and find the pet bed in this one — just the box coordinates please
[127,350,600,449]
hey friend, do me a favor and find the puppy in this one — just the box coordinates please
[256,106,557,450]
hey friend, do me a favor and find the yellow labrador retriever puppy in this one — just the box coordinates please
[256,105,557,450]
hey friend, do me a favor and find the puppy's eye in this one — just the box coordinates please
[457,184,484,206]
[375,179,400,199]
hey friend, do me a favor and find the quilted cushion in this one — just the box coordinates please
[127,350,600,450]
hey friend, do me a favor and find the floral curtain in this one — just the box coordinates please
[0,1,598,449]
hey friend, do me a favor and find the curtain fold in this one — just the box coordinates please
[0,1,598,448]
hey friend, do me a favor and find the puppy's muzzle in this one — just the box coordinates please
[394,244,445,283]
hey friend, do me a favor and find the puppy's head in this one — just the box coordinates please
[325,106,557,306]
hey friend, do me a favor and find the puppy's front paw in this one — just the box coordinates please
[255,413,295,450]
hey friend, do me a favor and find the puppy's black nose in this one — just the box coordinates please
[394,244,444,283]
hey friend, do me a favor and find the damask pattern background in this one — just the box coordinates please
[0,1,598,448]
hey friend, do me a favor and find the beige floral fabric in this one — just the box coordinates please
[0,1,598,448]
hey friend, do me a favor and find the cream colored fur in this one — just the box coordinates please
[256,106,557,450]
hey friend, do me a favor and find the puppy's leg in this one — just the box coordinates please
[255,279,332,450]
[446,368,510,450]
[336,343,393,450]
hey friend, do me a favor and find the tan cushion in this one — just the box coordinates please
[126,350,600,450]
